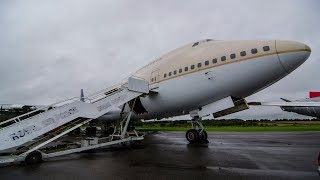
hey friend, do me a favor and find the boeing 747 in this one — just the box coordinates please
[0,39,312,149]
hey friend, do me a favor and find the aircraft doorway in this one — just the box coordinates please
[150,69,160,90]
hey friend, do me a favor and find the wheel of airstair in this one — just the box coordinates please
[24,151,42,165]
[197,129,208,143]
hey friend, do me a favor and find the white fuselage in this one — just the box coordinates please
[99,39,311,121]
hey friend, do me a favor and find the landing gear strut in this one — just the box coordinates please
[186,117,208,143]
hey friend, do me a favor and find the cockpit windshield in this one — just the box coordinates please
[192,39,215,47]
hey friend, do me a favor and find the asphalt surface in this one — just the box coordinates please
[0,131,319,180]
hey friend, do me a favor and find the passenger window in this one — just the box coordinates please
[251,48,258,54]
[174,70,177,75]
[263,46,270,51]
[185,67,188,71]
[221,56,226,61]
[212,58,217,63]
[240,51,246,56]
[164,74,167,78]
[197,63,202,68]
[205,60,209,66]
[191,65,195,69]
[230,53,236,59]
[179,69,182,73]
[192,42,199,47]
[151,78,154,82]
[169,72,172,76]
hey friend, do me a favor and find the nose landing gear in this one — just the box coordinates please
[185,117,208,143]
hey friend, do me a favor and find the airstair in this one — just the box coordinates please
[0,76,149,165]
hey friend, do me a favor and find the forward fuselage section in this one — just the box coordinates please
[100,39,310,121]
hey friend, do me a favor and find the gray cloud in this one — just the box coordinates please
[0,0,319,119]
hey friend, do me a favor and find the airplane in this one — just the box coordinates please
[249,91,320,118]
[0,39,312,144]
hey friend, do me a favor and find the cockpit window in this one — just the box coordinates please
[191,65,195,69]
[192,42,199,47]
[240,51,246,56]
[221,56,226,61]
[192,39,215,47]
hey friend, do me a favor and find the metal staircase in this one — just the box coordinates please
[0,77,149,151]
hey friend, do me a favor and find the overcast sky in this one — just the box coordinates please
[0,0,319,119]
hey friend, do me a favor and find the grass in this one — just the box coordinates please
[136,125,320,132]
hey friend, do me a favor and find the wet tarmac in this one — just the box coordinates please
[0,131,319,180]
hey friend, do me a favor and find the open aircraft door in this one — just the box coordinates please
[149,69,160,90]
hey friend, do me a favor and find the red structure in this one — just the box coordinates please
[309,92,320,98]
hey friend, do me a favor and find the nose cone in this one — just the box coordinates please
[276,40,311,73]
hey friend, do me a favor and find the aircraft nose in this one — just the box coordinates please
[276,40,311,73]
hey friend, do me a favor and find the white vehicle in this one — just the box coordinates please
[0,39,312,164]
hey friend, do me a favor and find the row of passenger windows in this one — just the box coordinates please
[158,46,270,80]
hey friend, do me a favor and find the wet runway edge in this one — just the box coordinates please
[0,131,319,180]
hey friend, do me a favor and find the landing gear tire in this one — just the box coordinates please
[198,130,209,143]
[186,129,199,143]
[25,151,42,165]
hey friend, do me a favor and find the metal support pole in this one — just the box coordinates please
[191,117,204,130]
[121,111,132,138]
